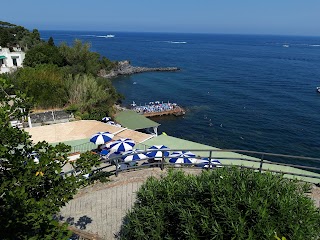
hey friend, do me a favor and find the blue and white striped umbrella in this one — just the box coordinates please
[147,145,170,160]
[109,138,135,153]
[195,158,222,168]
[90,132,114,145]
[100,149,110,156]
[122,149,147,162]
[169,151,196,164]
[101,116,111,122]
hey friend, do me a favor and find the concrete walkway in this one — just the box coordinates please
[60,168,167,239]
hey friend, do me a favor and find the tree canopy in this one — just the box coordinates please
[23,43,65,68]
[0,21,41,50]
[0,78,101,239]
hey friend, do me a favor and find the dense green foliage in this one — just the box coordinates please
[65,74,123,119]
[0,21,41,50]
[119,168,320,240]
[23,38,117,76]
[6,64,122,116]
[23,42,65,67]
[1,21,121,119]
[0,78,101,239]
[13,64,66,108]
[59,40,102,76]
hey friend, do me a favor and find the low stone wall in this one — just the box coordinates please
[29,110,74,127]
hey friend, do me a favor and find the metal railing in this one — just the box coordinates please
[81,149,320,183]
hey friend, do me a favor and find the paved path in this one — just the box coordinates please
[60,168,169,239]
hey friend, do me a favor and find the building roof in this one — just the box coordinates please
[114,110,160,130]
[25,120,126,144]
[25,120,154,147]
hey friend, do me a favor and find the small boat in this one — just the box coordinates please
[283,44,289,48]
[106,35,115,38]
[317,87,320,93]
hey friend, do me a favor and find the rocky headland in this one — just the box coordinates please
[99,60,180,78]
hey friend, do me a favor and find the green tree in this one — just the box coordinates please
[58,40,102,76]
[0,78,101,239]
[0,28,12,47]
[65,74,121,119]
[48,36,55,46]
[119,168,320,240]
[23,43,65,67]
[14,64,67,108]
[18,28,42,51]
[0,21,41,50]
[31,29,41,42]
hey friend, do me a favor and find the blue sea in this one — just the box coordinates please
[41,31,320,159]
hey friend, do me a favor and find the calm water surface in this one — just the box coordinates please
[41,31,320,159]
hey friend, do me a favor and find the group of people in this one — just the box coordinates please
[132,101,178,114]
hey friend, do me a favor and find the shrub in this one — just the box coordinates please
[119,168,320,240]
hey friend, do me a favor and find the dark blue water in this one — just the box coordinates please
[41,31,320,159]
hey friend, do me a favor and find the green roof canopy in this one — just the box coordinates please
[115,110,160,130]
[0,55,6,59]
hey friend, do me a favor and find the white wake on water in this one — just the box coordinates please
[157,41,187,44]
[96,35,115,38]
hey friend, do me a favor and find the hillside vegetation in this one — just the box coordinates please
[0,21,41,50]
[1,21,122,119]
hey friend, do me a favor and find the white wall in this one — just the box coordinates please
[0,47,25,74]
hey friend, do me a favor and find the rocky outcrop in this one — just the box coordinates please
[99,60,180,78]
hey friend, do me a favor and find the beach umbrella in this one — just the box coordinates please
[27,151,40,164]
[195,158,222,168]
[122,149,147,162]
[100,149,110,156]
[109,138,135,153]
[169,151,196,164]
[147,145,170,160]
[90,132,114,145]
[101,116,111,122]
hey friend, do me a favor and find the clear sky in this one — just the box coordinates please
[3,0,320,36]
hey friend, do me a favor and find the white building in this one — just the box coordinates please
[0,46,25,74]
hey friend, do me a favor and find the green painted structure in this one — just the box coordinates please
[114,110,160,130]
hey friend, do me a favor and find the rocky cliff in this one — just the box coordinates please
[99,60,180,78]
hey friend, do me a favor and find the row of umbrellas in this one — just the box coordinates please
[89,132,221,166]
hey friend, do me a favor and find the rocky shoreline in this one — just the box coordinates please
[99,60,180,78]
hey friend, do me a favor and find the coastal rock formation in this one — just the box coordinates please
[99,60,180,78]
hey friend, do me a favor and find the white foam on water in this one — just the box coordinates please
[166,41,187,44]
[158,41,187,44]
[96,35,115,38]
